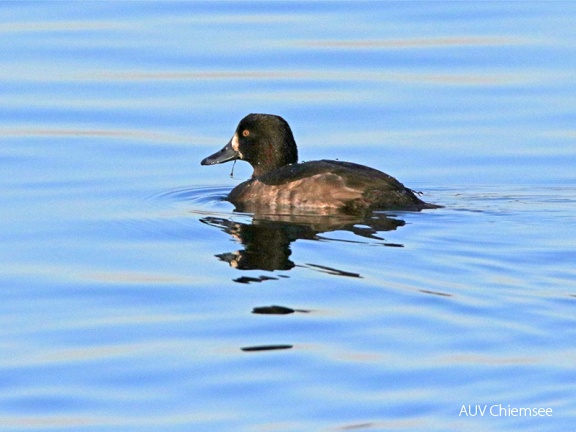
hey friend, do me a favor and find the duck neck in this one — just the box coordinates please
[251,159,283,178]
[250,140,296,177]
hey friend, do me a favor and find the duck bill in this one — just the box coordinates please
[201,139,239,166]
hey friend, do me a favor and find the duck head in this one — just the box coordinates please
[201,113,298,177]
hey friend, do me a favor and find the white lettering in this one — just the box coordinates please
[486,404,553,417]
[460,405,487,416]
[518,407,530,416]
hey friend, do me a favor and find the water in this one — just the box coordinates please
[1,2,576,431]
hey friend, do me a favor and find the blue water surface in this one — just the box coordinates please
[1,2,576,431]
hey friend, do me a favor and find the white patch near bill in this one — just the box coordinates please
[230,133,243,159]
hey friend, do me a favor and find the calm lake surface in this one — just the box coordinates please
[1,2,576,431]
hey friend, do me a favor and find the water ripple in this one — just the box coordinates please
[293,36,530,49]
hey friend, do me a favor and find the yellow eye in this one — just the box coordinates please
[242,129,250,137]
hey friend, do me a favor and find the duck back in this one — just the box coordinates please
[229,160,438,214]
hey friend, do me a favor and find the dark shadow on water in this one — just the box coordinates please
[241,344,293,352]
[252,305,310,314]
[199,210,406,278]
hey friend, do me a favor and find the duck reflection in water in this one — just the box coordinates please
[199,211,405,273]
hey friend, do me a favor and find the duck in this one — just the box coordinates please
[201,113,440,214]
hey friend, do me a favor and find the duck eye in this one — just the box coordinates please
[242,129,250,137]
